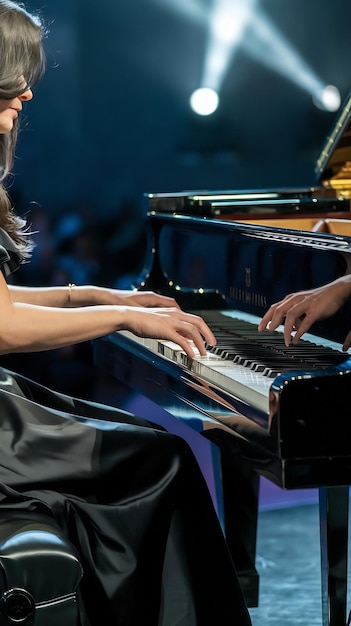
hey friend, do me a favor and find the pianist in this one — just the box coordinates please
[0,2,252,625]
[258,274,351,349]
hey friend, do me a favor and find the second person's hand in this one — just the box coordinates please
[258,277,351,346]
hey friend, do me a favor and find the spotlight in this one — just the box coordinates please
[190,87,220,116]
[313,85,341,112]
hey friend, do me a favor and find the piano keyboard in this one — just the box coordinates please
[118,310,347,414]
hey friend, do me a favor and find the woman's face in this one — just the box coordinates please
[0,87,33,134]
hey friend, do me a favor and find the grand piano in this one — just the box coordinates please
[93,91,351,626]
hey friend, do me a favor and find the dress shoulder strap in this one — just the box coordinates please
[0,228,24,277]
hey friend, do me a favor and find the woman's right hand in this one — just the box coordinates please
[123,307,216,359]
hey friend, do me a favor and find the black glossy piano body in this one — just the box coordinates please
[93,93,351,625]
[93,212,351,623]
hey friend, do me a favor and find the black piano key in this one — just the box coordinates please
[204,317,347,378]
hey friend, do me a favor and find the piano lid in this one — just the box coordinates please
[147,89,351,216]
[315,90,351,198]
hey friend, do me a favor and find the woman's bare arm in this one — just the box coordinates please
[8,284,181,308]
[2,276,215,358]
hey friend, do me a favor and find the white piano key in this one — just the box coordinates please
[117,332,270,412]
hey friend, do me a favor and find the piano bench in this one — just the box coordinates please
[0,513,83,625]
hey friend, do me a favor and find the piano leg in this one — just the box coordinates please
[218,440,260,608]
[319,486,349,626]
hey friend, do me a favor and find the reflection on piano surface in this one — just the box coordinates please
[93,92,351,626]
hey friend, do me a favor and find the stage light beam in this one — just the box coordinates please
[200,0,258,93]
[243,10,341,111]
[150,0,341,115]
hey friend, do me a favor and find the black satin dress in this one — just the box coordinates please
[0,232,251,626]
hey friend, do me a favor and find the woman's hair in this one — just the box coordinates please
[0,0,46,254]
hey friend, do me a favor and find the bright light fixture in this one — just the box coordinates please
[313,85,341,112]
[190,87,220,115]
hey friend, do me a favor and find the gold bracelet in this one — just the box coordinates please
[67,282,76,305]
